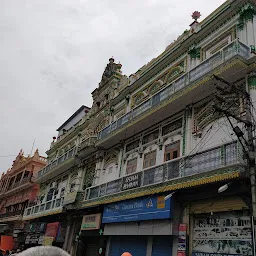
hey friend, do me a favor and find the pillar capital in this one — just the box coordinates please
[248,73,256,89]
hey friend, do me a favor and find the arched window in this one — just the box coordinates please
[134,92,146,105]
[60,188,65,197]
[40,194,45,203]
[46,188,55,201]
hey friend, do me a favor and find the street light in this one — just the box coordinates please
[218,183,231,193]
[164,191,176,201]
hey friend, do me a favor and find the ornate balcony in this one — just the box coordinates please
[23,197,64,220]
[97,40,251,148]
[11,174,32,189]
[84,142,245,203]
[36,148,76,183]
[0,174,33,198]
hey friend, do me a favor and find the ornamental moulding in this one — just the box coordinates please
[188,46,201,59]
[237,3,256,30]
[164,65,184,84]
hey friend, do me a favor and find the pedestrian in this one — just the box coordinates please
[121,253,132,256]
[16,246,70,256]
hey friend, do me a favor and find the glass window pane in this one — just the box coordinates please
[173,150,178,159]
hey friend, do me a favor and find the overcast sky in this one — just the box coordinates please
[0,0,226,172]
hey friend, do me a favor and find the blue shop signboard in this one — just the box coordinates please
[102,195,172,223]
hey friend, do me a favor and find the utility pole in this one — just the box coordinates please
[213,74,256,256]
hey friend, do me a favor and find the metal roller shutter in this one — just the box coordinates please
[190,197,248,214]
[152,236,173,256]
[110,236,147,256]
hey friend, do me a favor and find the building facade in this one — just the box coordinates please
[0,149,47,249]
[22,106,90,251]
[24,0,256,256]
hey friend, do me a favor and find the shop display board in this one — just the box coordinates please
[192,211,252,256]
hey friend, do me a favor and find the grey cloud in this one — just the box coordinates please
[0,0,226,171]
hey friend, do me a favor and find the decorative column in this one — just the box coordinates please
[185,106,193,155]
[79,165,86,191]
[254,16,256,46]
[95,150,104,185]
[180,110,188,177]
[117,144,125,177]
[248,73,256,114]
[247,19,255,47]
[63,218,72,251]
[187,11,202,70]
[188,46,201,70]
[237,4,256,47]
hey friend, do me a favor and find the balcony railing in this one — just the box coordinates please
[20,176,32,185]
[50,119,86,149]
[98,40,250,141]
[23,197,64,217]
[79,136,97,152]
[13,173,32,188]
[39,157,47,163]
[84,142,244,201]
[0,174,33,194]
[37,148,76,179]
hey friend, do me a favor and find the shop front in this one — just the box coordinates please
[24,222,47,249]
[77,213,107,256]
[102,194,177,256]
[189,196,253,256]
[24,221,66,249]
[192,211,252,256]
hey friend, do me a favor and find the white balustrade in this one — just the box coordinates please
[23,197,64,217]
[84,142,244,201]
[37,148,76,178]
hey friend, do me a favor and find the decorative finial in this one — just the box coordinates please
[109,56,114,63]
[34,148,39,157]
[192,11,201,22]
[117,62,122,70]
